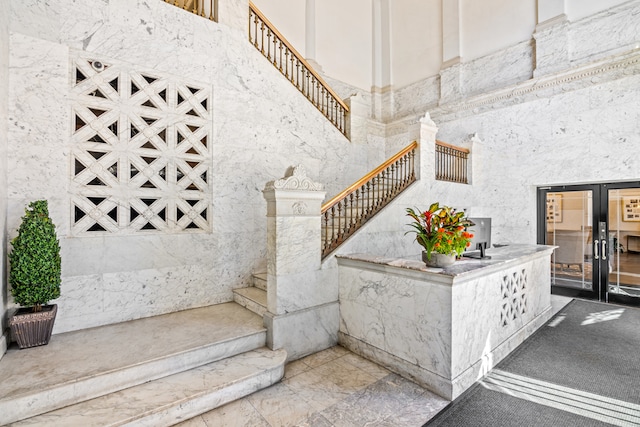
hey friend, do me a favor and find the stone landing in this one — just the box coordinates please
[0,303,285,425]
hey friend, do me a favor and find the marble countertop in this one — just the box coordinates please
[336,244,556,282]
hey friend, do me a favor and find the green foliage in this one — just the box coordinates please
[405,203,475,259]
[9,200,61,310]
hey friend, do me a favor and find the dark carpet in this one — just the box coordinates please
[425,299,640,426]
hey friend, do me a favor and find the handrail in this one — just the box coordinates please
[321,141,418,258]
[248,2,349,136]
[436,139,469,154]
[322,141,418,213]
[248,2,348,112]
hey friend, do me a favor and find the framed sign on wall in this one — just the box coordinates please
[546,193,562,223]
[623,196,640,221]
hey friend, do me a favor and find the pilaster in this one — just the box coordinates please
[533,15,570,77]
[417,112,439,181]
[345,92,369,145]
[218,0,249,33]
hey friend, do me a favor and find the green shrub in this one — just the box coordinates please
[9,200,61,311]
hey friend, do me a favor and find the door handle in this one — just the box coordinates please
[601,239,607,261]
[594,239,599,260]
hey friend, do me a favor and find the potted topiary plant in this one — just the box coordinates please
[8,200,61,349]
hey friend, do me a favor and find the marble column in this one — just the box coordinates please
[262,165,339,360]
[533,0,570,77]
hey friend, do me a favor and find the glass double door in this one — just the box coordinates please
[538,182,640,304]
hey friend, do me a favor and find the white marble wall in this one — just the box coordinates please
[388,1,639,125]
[0,0,9,359]
[4,0,383,334]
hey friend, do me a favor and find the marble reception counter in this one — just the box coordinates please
[336,244,554,400]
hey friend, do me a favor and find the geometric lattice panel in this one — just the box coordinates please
[499,268,528,327]
[70,54,212,235]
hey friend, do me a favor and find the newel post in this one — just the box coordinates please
[416,112,439,181]
[262,165,339,360]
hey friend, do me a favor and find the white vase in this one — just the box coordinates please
[422,251,456,268]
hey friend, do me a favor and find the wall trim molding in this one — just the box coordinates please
[432,48,640,121]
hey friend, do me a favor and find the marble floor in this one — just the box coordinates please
[177,295,574,427]
[176,345,449,427]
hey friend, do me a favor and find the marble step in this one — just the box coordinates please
[233,287,268,317]
[252,271,267,291]
[12,347,287,427]
[0,302,267,425]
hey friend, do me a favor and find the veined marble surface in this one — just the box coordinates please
[337,244,555,282]
[337,245,553,399]
[4,0,382,334]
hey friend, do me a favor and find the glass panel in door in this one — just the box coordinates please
[546,191,594,292]
[607,188,640,298]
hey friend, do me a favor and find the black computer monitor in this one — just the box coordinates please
[464,217,492,259]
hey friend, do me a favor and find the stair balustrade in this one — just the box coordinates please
[436,140,469,184]
[321,141,418,258]
[249,2,349,137]
[163,0,217,20]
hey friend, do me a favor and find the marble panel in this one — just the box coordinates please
[569,1,640,65]
[533,20,570,77]
[463,39,534,96]
[337,246,553,399]
[7,34,69,201]
[392,75,440,120]
[268,268,338,314]
[265,302,339,361]
[217,0,249,34]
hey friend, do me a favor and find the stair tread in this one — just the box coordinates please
[233,287,267,306]
[13,347,287,426]
[0,302,266,424]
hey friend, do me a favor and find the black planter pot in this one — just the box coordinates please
[9,304,57,349]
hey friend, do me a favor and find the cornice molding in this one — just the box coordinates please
[431,48,640,121]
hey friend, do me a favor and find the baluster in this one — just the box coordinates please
[272,36,278,66]
[305,71,311,99]
[260,22,266,54]
[322,210,329,255]
[278,41,283,71]
[336,202,344,241]
[449,147,454,181]
[346,193,353,232]
[330,206,337,246]
[284,48,289,78]
[325,91,330,117]
[295,60,300,89]
[354,189,361,226]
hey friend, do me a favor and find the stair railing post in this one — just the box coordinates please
[218,0,248,32]
[263,165,339,360]
[417,112,439,181]
[344,92,368,145]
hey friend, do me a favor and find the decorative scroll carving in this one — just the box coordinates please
[70,54,212,235]
[265,165,324,192]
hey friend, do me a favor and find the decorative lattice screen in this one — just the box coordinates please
[70,56,212,235]
[499,268,528,327]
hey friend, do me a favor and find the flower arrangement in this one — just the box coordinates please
[405,203,475,260]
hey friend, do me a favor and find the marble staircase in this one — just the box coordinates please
[233,272,268,317]
[0,303,286,426]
